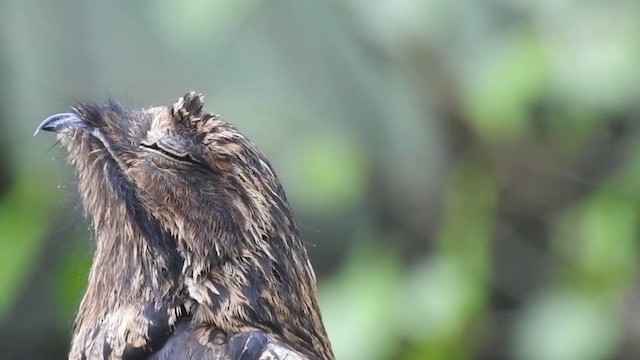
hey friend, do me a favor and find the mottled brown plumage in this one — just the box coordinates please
[36,92,334,360]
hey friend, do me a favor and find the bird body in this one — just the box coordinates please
[36,92,334,360]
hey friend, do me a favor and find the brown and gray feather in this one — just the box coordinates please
[39,92,334,360]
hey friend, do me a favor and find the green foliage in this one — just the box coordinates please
[463,32,549,143]
[281,132,368,215]
[321,241,402,360]
[514,288,620,360]
[55,237,92,331]
[0,177,53,320]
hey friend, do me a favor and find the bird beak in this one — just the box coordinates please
[34,112,90,136]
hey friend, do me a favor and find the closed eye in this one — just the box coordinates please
[140,141,200,165]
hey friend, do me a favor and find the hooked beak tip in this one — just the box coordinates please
[34,113,86,137]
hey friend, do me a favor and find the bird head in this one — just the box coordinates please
[37,92,288,266]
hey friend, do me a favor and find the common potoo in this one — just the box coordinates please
[36,92,334,360]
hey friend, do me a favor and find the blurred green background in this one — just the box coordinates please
[2,0,640,359]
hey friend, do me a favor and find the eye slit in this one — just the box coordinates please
[140,141,200,165]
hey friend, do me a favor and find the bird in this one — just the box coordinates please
[35,92,335,360]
